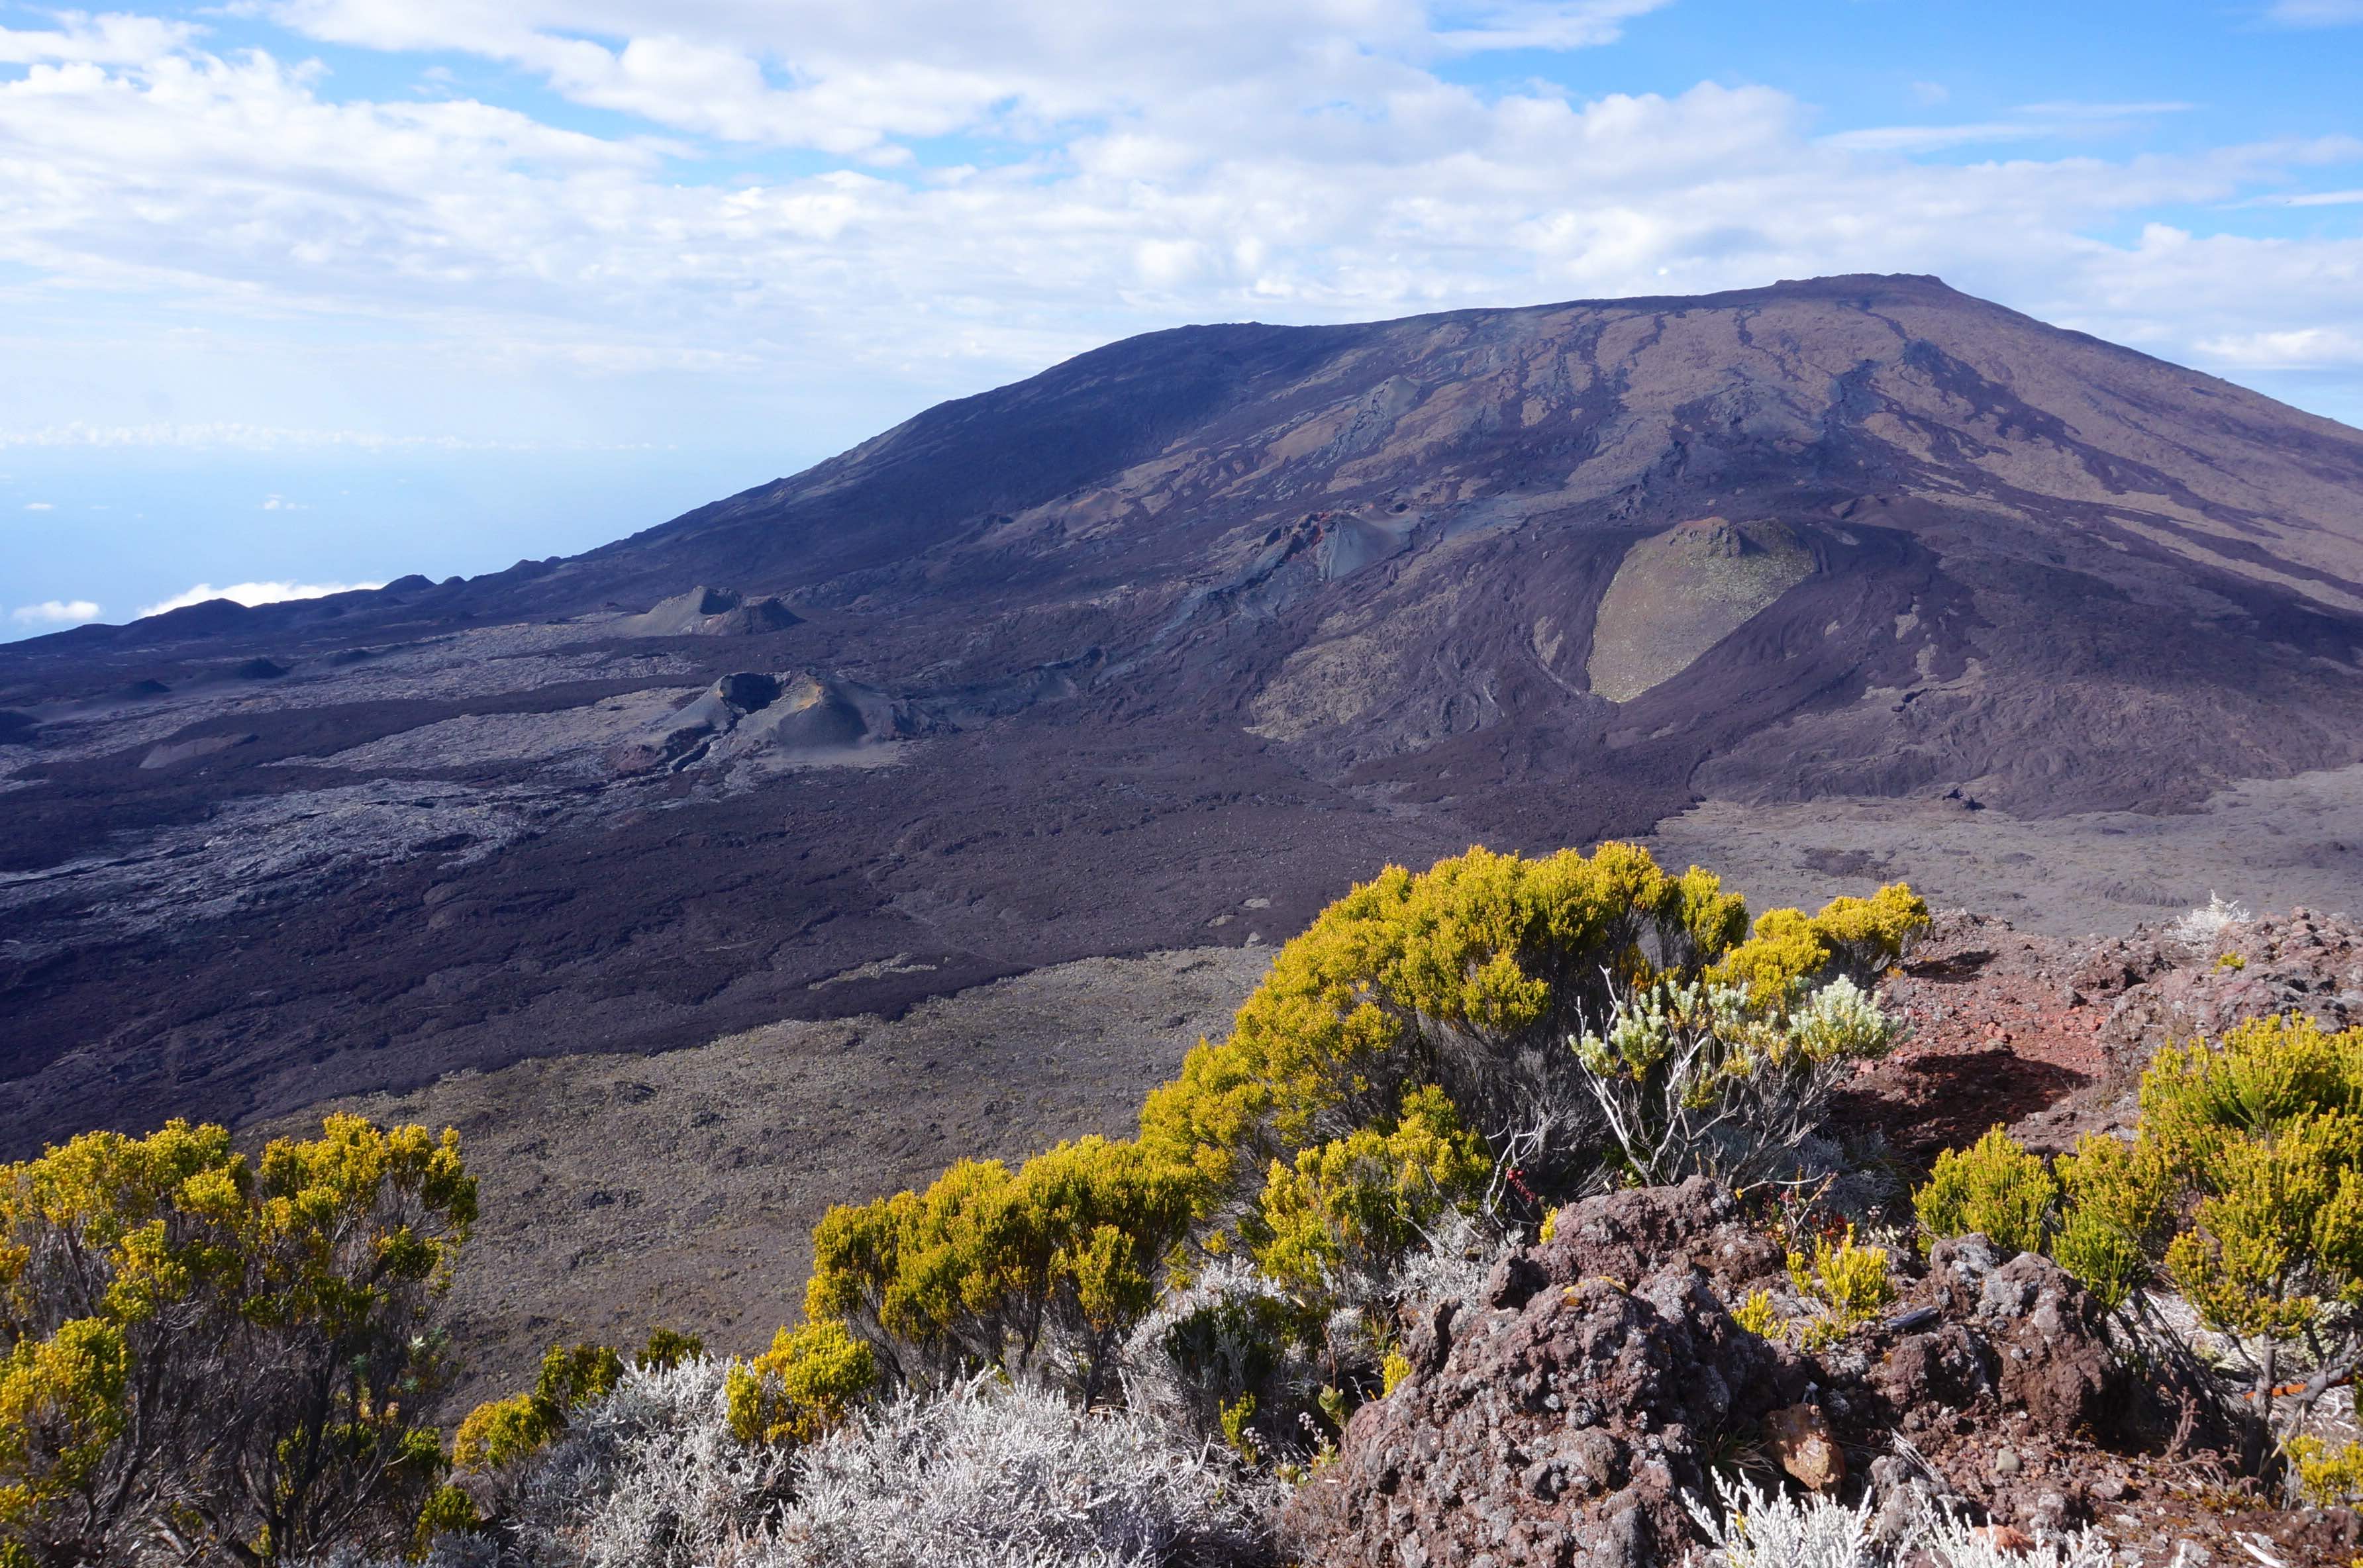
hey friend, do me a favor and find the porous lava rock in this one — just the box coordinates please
[1282,1180,1805,1568]
[1282,1184,2156,1567]
[2089,908,2363,1075]
[1880,1236,2128,1446]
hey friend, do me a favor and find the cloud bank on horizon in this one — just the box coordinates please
[1,0,2359,634]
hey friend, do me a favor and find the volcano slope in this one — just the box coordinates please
[6,272,2363,1166]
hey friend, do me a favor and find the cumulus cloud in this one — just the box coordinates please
[0,13,195,65]
[0,0,2349,467]
[10,599,101,624]
[137,579,384,617]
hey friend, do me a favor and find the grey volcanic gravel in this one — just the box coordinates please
[249,944,1270,1414]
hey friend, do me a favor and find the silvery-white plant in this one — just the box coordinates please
[1687,1474,2119,1568]
[2166,892,2252,956]
[760,1373,1280,1567]
[1572,975,1900,1192]
[1118,1255,1319,1450]
[536,1358,793,1568]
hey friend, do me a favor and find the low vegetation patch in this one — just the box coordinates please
[62,844,2363,1561]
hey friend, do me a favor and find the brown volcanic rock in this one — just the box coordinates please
[1283,1181,1807,1568]
[6,275,2363,1155]
[1285,1191,2144,1568]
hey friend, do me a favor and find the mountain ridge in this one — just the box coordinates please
[5,273,2363,1157]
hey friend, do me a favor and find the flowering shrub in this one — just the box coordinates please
[0,1115,473,1565]
[805,1135,1197,1400]
[726,1320,875,1446]
[1572,973,1903,1191]
[1250,1084,1489,1308]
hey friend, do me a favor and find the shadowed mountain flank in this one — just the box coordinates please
[5,274,2363,1157]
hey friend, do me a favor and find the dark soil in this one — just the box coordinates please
[7,271,2363,1171]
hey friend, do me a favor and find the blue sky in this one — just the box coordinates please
[3,0,2360,638]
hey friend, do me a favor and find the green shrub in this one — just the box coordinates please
[806,1135,1198,1399]
[1915,1126,2061,1258]
[634,1326,705,1371]
[1913,1013,2363,1475]
[725,1319,876,1446]
[0,1116,472,1565]
[1573,970,1904,1189]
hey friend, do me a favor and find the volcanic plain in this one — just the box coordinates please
[9,272,2363,1371]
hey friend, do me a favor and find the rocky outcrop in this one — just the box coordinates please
[615,585,801,637]
[1283,1185,2142,1567]
[607,670,913,775]
[1283,1181,1806,1568]
[1884,1236,2127,1446]
[2087,908,2363,1075]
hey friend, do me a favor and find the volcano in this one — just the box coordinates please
[5,273,2363,1157]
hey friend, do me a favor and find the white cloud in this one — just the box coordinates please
[260,493,306,509]
[0,423,523,450]
[10,599,101,624]
[0,13,197,66]
[2268,0,2363,23]
[0,0,2348,477]
[1821,121,2050,154]
[23,501,54,511]
[1431,0,1675,52]
[2240,187,2363,207]
[2196,326,2363,368]
[2017,101,2196,119]
[137,579,384,616]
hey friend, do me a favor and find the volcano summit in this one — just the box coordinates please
[5,273,2363,1161]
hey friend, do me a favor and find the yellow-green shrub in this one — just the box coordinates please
[1251,1085,1489,1303]
[1137,846,1754,1196]
[1731,1289,1778,1339]
[2285,1434,2363,1506]
[1136,843,1923,1210]
[0,1116,472,1565]
[1914,1013,2363,1471]
[1915,1126,2060,1258]
[725,1319,876,1446]
[634,1326,705,1371]
[450,1340,625,1474]
[2049,1132,2170,1312]
[806,1134,1197,1397]
[412,1483,480,1555]
[1787,1226,1895,1345]
[452,1392,556,1475]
